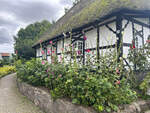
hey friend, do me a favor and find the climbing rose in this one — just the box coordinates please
[41,60,45,65]
[52,51,55,54]
[47,50,51,54]
[86,49,90,53]
[61,48,64,51]
[41,50,45,54]
[83,36,87,40]
[146,40,150,43]
[49,41,53,44]
[77,50,81,55]
[15,50,18,55]
[115,80,120,85]
[116,69,120,74]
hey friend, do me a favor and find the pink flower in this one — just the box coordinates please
[146,40,150,43]
[83,36,87,40]
[61,48,64,51]
[116,69,120,74]
[41,50,45,54]
[41,60,45,65]
[60,56,63,61]
[15,50,18,54]
[86,49,90,53]
[40,40,42,43]
[46,68,50,72]
[49,41,53,44]
[47,50,51,54]
[115,80,120,85]
[77,50,81,55]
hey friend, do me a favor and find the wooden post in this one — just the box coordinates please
[70,32,72,64]
[96,26,100,62]
[116,15,123,62]
[132,22,136,70]
[83,31,85,65]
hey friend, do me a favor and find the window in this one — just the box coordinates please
[72,41,83,55]
[42,48,47,60]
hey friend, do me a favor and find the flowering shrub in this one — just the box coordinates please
[0,66,16,78]
[128,41,150,71]
[16,50,137,112]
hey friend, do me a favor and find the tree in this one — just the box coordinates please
[14,20,52,60]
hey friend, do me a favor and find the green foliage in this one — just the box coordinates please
[139,72,150,96]
[0,66,16,78]
[127,42,150,71]
[16,52,137,112]
[14,20,52,60]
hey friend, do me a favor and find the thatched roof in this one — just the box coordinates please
[34,0,150,47]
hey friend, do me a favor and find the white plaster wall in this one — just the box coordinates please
[85,28,97,49]
[123,46,130,58]
[57,40,62,53]
[123,20,133,44]
[47,56,51,63]
[123,18,150,59]
[36,48,41,57]
[99,22,117,46]
[99,48,116,56]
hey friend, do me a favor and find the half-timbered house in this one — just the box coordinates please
[33,0,150,65]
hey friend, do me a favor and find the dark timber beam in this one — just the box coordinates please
[116,15,123,62]
[96,26,100,62]
[83,32,85,65]
[123,15,150,29]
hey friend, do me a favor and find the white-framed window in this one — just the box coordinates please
[42,48,47,60]
[72,41,83,55]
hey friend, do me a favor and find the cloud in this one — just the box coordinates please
[0,27,13,44]
[0,0,72,53]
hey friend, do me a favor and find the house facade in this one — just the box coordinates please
[33,0,150,65]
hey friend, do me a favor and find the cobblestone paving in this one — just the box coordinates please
[0,73,44,113]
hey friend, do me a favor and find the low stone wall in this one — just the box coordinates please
[17,79,97,113]
[17,79,150,113]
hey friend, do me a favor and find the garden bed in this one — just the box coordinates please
[17,78,150,113]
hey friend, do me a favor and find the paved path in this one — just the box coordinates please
[0,73,43,113]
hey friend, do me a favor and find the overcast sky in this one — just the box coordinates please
[0,0,73,53]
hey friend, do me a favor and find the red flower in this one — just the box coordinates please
[83,36,87,40]
[146,40,150,43]
[86,49,90,53]
[49,41,53,44]
[115,80,120,85]
[52,51,55,54]
[133,45,135,49]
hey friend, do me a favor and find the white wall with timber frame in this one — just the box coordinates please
[35,9,150,65]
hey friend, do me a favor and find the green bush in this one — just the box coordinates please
[139,72,150,96]
[16,54,137,112]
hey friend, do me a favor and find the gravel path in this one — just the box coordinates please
[0,73,43,113]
